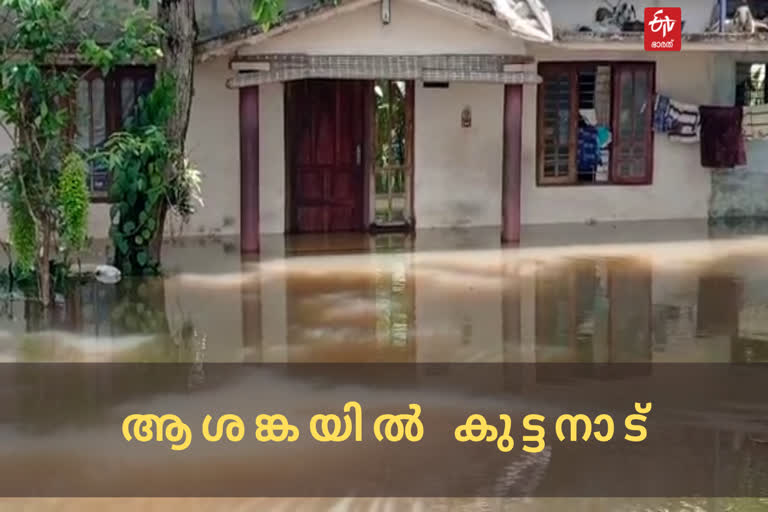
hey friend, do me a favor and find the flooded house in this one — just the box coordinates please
[121,0,768,249]
[2,6,768,502]
[211,0,768,249]
[3,0,768,367]
[1,0,768,248]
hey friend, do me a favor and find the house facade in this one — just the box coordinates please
[2,0,768,251]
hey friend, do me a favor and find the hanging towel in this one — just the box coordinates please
[667,100,701,143]
[742,103,768,141]
[653,94,701,143]
[700,106,746,168]
[654,95,701,142]
[596,125,612,148]
[653,95,673,132]
[578,123,601,174]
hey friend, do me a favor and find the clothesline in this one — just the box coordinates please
[653,95,701,144]
[653,93,749,168]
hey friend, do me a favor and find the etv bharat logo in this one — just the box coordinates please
[644,8,682,51]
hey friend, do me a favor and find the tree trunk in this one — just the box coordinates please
[38,219,51,307]
[148,202,168,264]
[150,0,198,264]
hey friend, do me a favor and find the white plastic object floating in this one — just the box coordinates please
[94,265,122,284]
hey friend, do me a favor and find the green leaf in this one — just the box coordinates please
[134,235,143,245]
[123,221,136,234]
[136,250,148,267]
[116,236,129,255]
[252,1,264,20]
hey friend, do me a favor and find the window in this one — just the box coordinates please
[723,0,768,19]
[537,62,654,186]
[373,80,413,226]
[74,66,154,200]
[736,62,767,107]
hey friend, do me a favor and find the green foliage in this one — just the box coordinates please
[96,75,171,276]
[110,278,169,334]
[0,259,38,296]
[102,126,168,276]
[0,259,87,302]
[8,197,36,270]
[0,0,161,303]
[251,0,284,32]
[375,80,407,168]
[94,73,202,276]
[167,157,202,218]
[133,71,176,128]
[57,152,89,254]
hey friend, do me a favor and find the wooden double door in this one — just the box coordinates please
[286,79,368,233]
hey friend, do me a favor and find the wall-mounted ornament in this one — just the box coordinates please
[461,106,471,128]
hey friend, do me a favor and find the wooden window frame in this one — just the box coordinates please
[536,62,581,185]
[536,61,655,187]
[73,65,155,202]
[611,62,655,185]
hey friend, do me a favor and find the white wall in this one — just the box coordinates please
[240,0,526,56]
[520,49,715,225]
[186,57,241,237]
[414,82,505,228]
[0,128,11,160]
[259,83,286,234]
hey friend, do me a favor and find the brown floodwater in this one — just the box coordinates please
[3,221,768,364]
[2,221,768,510]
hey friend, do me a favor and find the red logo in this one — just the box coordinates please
[644,8,681,51]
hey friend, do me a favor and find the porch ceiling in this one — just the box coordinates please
[226,53,541,88]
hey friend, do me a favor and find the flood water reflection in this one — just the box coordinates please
[3,221,768,511]
[2,221,768,364]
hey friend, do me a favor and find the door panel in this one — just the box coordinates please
[296,208,325,233]
[314,81,335,166]
[287,79,366,233]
